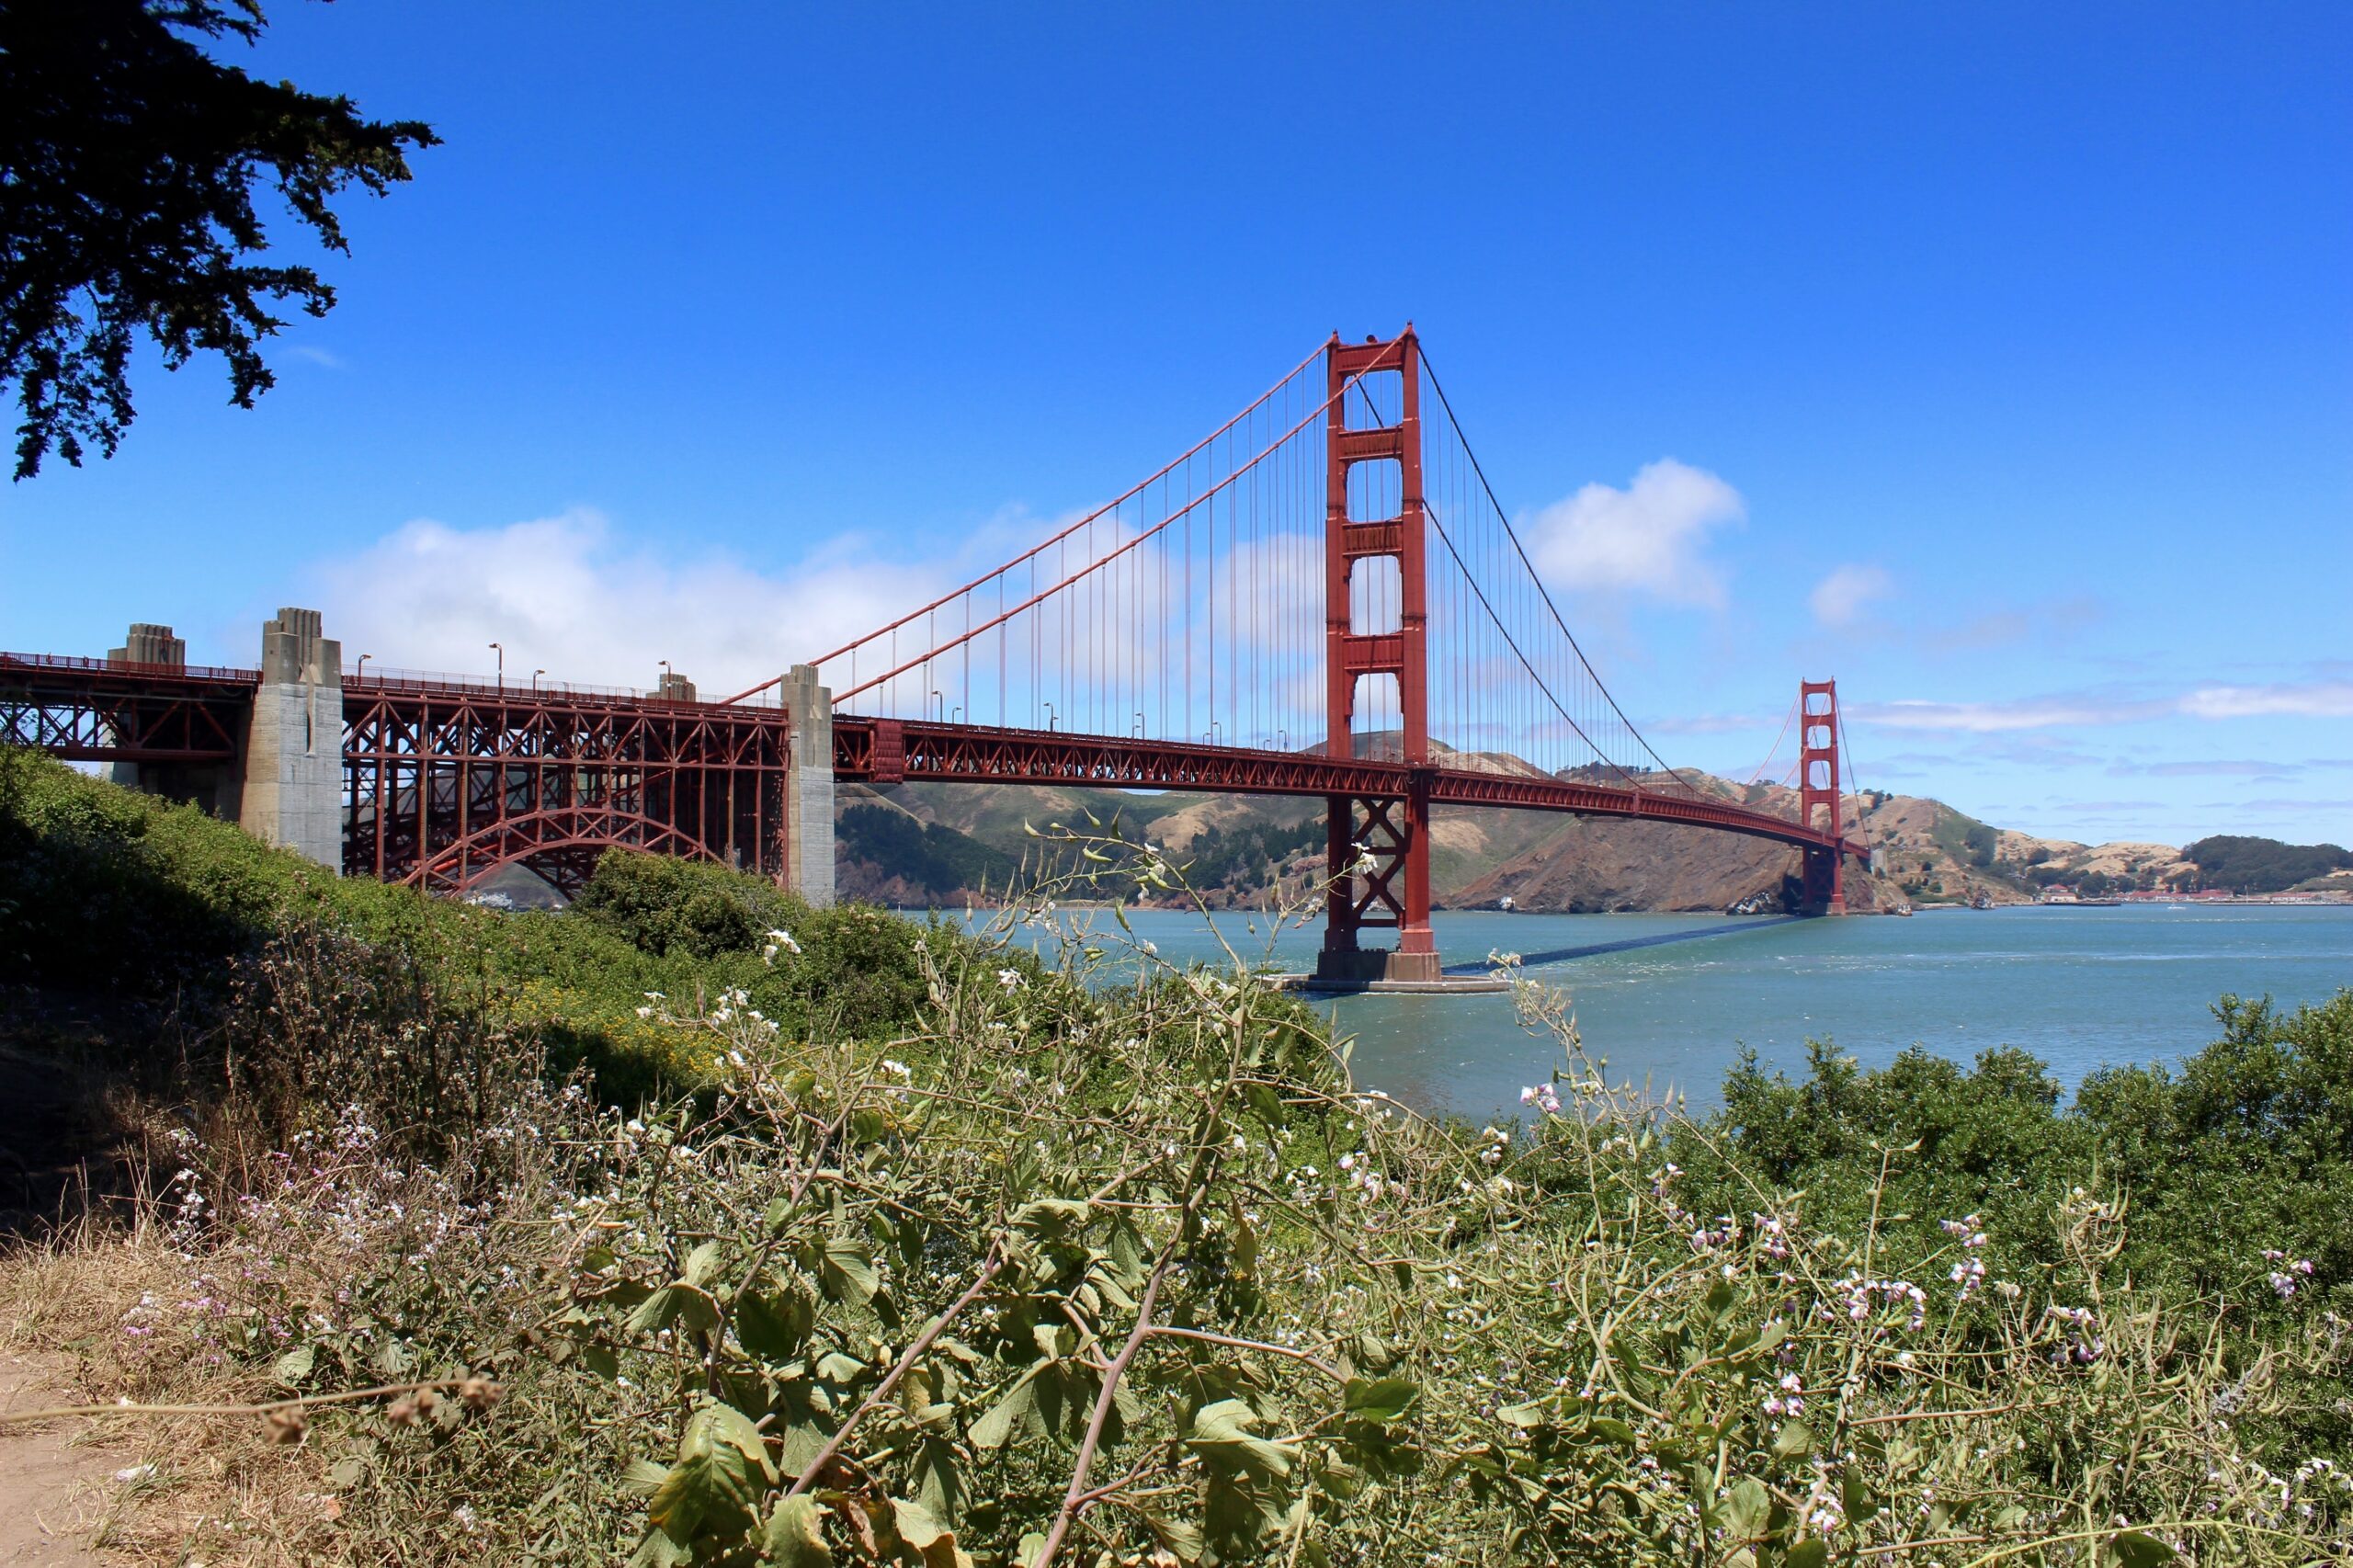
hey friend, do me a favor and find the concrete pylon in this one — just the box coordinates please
[239,608,344,870]
[779,663,835,907]
[104,623,188,790]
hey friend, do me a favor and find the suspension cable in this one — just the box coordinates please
[1417,349,1699,795]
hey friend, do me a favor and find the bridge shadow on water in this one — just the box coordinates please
[1439,915,1808,977]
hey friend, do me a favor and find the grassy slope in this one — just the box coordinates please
[0,752,1021,1103]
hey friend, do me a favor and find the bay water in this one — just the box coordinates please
[973,903,2353,1124]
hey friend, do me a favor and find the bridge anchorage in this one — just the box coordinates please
[6,326,1868,960]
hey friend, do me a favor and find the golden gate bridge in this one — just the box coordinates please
[3,328,1866,985]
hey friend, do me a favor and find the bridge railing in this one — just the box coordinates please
[1,651,261,685]
[347,665,783,712]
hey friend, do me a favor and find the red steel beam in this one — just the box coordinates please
[832,717,1866,860]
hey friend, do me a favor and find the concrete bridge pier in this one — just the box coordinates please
[239,608,344,871]
[779,663,835,907]
[103,622,188,792]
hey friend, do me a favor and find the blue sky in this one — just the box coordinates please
[3,2,2347,846]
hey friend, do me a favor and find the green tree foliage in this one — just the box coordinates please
[836,804,1017,898]
[0,750,1007,1091]
[2184,835,2353,894]
[1177,814,1324,897]
[1685,989,2353,1312]
[0,0,437,477]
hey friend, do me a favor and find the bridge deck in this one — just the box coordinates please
[4,656,1864,873]
[831,716,1865,859]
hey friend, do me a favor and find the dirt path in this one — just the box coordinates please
[0,1355,112,1565]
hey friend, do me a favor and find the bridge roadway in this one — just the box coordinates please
[3,652,1864,886]
[833,715,1866,861]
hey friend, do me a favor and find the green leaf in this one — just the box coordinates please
[816,1350,870,1385]
[819,1239,880,1307]
[734,1287,812,1361]
[1586,1416,1640,1448]
[1343,1376,1419,1424]
[969,1373,1038,1450]
[1772,1419,1816,1460]
[684,1240,725,1289]
[648,1403,775,1545]
[1724,1476,1768,1540]
[891,1497,962,1568]
[1187,1399,1294,1481]
[1012,1198,1093,1239]
[1841,1466,1881,1527]
[627,1283,722,1340]
[775,1419,829,1482]
[764,1494,833,1567]
[271,1343,315,1385]
[912,1435,967,1528]
[1784,1542,1828,1568]
[2110,1531,2177,1568]
[619,1458,672,1497]
[1141,1510,1207,1563]
[628,1530,695,1568]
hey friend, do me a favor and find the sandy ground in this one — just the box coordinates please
[0,1355,110,1565]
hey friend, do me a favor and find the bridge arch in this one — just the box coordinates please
[405,804,727,898]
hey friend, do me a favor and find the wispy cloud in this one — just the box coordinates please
[1859,695,2163,733]
[312,509,949,693]
[1807,563,1893,629]
[2178,681,2353,719]
[1522,459,1745,608]
[286,345,347,369]
[2116,759,2300,778]
[1858,675,2353,735]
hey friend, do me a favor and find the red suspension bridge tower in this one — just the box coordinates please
[1319,330,1439,983]
[1798,678,1847,915]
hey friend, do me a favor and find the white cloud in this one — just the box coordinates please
[2177,681,2353,720]
[1522,459,1745,608]
[1807,563,1893,629]
[1856,676,2353,735]
[314,509,947,698]
[1859,696,2161,733]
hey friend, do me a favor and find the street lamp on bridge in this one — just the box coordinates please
[356,653,372,680]
[532,668,546,693]
[489,642,504,692]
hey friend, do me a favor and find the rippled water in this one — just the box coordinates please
[964,903,2353,1123]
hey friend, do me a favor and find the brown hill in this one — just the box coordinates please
[834,747,2201,914]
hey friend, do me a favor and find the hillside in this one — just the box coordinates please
[835,754,2341,913]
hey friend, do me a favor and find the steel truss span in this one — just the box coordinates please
[831,717,1864,858]
[343,678,792,894]
[0,654,254,763]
